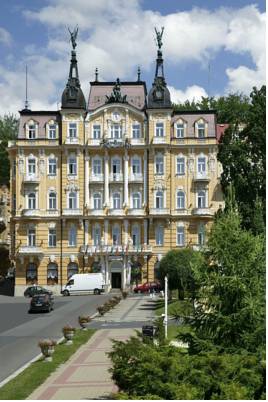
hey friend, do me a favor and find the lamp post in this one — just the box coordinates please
[164,275,168,339]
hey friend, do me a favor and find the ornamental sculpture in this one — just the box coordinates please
[68,26,78,50]
[106,78,127,104]
[155,27,164,50]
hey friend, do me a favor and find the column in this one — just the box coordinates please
[104,151,109,206]
[104,219,109,245]
[143,150,147,206]
[122,256,127,289]
[143,219,148,245]
[85,155,90,207]
[127,259,131,286]
[124,219,129,245]
[85,220,89,245]
[123,151,129,206]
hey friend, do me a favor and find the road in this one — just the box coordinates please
[0,293,110,383]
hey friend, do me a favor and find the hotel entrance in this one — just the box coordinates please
[110,260,123,289]
[111,272,121,289]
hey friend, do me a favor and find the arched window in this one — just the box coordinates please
[113,192,121,209]
[26,263,37,284]
[67,262,78,279]
[27,122,37,139]
[112,225,121,245]
[177,191,185,209]
[68,225,77,246]
[155,225,164,246]
[68,191,77,209]
[132,192,141,209]
[93,193,102,209]
[197,190,206,208]
[175,119,185,138]
[47,263,58,285]
[93,224,101,246]
[48,122,57,139]
[196,120,205,138]
[155,191,164,209]
[28,192,36,209]
[92,158,102,175]
[132,224,140,247]
[48,192,57,210]
[198,224,205,246]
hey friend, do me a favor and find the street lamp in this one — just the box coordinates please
[164,275,168,339]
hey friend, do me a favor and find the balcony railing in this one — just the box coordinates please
[62,208,83,216]
[65,137,79,144]
[193,172,210,181]
[127,208,145,216]
[90,174,104,182]
[46,209,60,217]
[130,138,145,145]
[21,209,41,217]
[192,208,214,216]
[18,246,44,255]
[80,244,152,255]
[153,136,166,144]
[109,173,123,182]
[172,209,190,216]
[150,208,169,215]
[88,138,101,146]
[87,209,105,216]
[23,175,40,183]
[109,208,125,216]
[129,173,143,182]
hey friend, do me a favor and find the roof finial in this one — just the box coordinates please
[68,26,78,50]
[137,66,141,81]
[154,27,164,50]
[25,65,30,110]
[95,67,99,82]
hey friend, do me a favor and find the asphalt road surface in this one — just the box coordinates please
[0,293,110,383]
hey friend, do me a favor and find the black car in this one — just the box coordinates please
[24,285,52,298]
[29,293,54,313]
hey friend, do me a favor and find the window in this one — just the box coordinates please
[197,190,206,208]
[93,225,101,246]
[132,158,141,174]
[155,122,164,137]
[28,158,36,175]
[93,193,102,209]
[93,124,101,139]
[132,123,141,139]
[28,124,36,139]
[177,226,185,246]
[48,124,56,139]
[177,191,185,209]
[176,122,185,138]
[112,225,120,245]
[155,154,164,175]
[26,263,37,284]
[48,228,56,247]
[112,158,121,174]
[68,192,77,209]
[132,225,140,246]
[68,226,77,246]
[197,157,206,174]
[48,158,57,175]
[156,191,164,209]
[132,192,141,209]
[113,192,121,209]
[68,156,77,175]
[155,225,164,246]
[69,123,77,138]
[93,158,102,175]
[197,121,205,138]
[198,224,205,246]
[111,124,122,139]
[48,192,57,210]
[67,262,78,279]
[47,263,58,285]
[176,157,185,175]
[28,192,36,209]
[28,227,36,247]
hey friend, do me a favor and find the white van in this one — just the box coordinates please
[61,273,105,296]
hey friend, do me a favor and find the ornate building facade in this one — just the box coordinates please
[8,33,224,295]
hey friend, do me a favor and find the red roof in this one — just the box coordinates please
[216,124,229,143]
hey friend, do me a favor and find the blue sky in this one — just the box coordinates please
[0,0,265,114]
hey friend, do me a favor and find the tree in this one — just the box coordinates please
[0,114,18,186]
[158,248,202,300]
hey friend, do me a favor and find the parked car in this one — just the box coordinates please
[61,273,105,296]
[133,282,163,294]
[24,285,52,298]
[29,293,54,313]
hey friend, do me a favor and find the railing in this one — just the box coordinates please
[129,173,143,182]
[65,137,79,144]
[87,209,105,216]
[46,209,60,216]
[90,174,104,182]
[130,138,145,145]
[150,208,169,215]
[22,175,40,183]
[109,208,125,216]
[18,246,44,255]
[62,208,83,215]
[153,136,166,144]
[127,208,145,216]
[172,209,190,216]
[109,173,123,182]
[88,138,101,146]
[21,209,41,217]
[80,244,152,255]
[192,208,214,216]
[193,172,210,181]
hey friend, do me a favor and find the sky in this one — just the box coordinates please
[0,0,265,115]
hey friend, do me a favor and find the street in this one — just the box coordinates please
[0,293,111,383]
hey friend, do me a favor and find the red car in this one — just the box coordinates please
[133,282,162,294]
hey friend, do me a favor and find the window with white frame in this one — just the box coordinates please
[69,123,77,138]
[177,191,185,209]
[132,157,141,174]
[155,122,164,137]
[198,223,205,246]
[68,225,77,246]
[111,123,122,139]
[48,157,57,175]
[132,224,140,246]
[93,124,101,139]
[113,192,121,209]
[112,225,121,245]
[68,155,77,175]
[197,121,205,138]
[68,191,77,209]
[177,225,185,246]
[48,192,57,210]
[156,190,164,209]
[48,123,56,139]
[112,158,121,174]
[155,225,164,246]
[155,154,164,175]
[132,123,141,138]
[197,156,206,174]
[92,158,102,175]
[28,192,36,209]
[28,158,36,175]
[28,123,37,139]
[197,190,206,208]
[132,192,141,209]
[176,157,185,175]
[93,224,101,246]
[175,121,185,138]
[48,228,56,247]
[93,193,102,209]
[28,227,36,247]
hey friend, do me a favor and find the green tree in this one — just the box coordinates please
[158,248,202,300]
[0,114,18,185]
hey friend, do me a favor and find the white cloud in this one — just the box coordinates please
[0,27,12,46]
[168,85,208,104]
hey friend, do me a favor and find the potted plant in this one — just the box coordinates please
[78,315,91,330]
[97,305,106,316]
[38,339,56,362]
[62,325,76,344]
[121,290,128,299]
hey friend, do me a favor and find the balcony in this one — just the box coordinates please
[127,208,145,216]
[130,138,145,146]
[102,137,125,148]
[129,173,143,183]
[18,246,44,256]
[109,173,123,182]
[62,208,83,216]
[80,244,152,256]
[87,209,105,217]
[23,175,40,183]
[192,208,214,217]
[46,209,60,217]
[150,208,169,215]
[21,209,41,217]
[90,174,104,183]
[87,138,101,146]
[65,137,79,145]
[152,136,166,145]
[193,172,210,182]
[172,209,190,216]
[109,208,125,216]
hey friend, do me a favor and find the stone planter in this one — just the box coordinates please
[64,330,75,345]
[38,339,56,362]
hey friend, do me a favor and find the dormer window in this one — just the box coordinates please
[69,123,77,138]
[175,120,185,138]
[28,124,36,139]
[93,124,101,139]
[196,120,205,138]
[48,124,56,139]
[155,122,164,137]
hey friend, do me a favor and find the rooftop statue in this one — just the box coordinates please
[106,78,127,104]
[68,26,78,50]
[155,26,164,50]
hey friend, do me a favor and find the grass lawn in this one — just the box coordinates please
[0,329,95,400]
[154,298,193,317]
